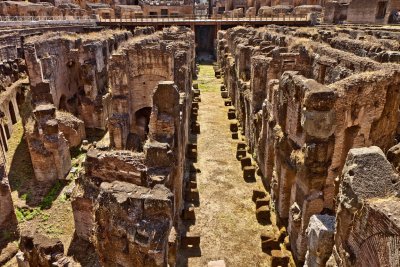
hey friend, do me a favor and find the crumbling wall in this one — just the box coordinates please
[108,27,195,151]
[17,231,78,267]
[71,27,195,266]
[94,181,173,267]
[334,146,400,267]
[218,25,400,264]
[24,30,131,130]
[0,151,18,245]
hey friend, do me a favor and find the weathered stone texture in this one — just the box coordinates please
[334,146,400,267]
[218,25,400,263]
[108,27,195,152]
[17,231,79,267]
[94,181,173,267]
[25,100,71,182]
[24,30,131,130]
[304,214,335,267]
[68,27,195,267]
[0,153,18,243]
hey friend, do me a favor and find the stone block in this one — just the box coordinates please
[256,205,271,224]
[224,100,232,106]
[261,231,280,252]
[192,102,199,109]
[256,197,270,209]
[188,180,197,189]
[304,214,335,267]
[243,166,256,181]
[232,132,239,139]
[230,122,238,132]
[221,91,229,98]
[236,148,247,160]
[185,188,199,202]
[241,157,252,169]
[271,250,289,267]
[193,89,200,97]
[193,96,201,102]
[187,143,198,161]
[228,110,236,119]
[191,122,200,134]
[252,189,267,202]
[182,206,196,221]
[181,236,200,249]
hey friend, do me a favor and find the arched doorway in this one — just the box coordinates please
[135,107,152,137]
[129,107,152,151]
[9,101,17,124]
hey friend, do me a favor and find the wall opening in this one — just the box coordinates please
[4,123,10,139]
[0,125,8,152]
[9,102,17,124]
[376,1,388,19]
[59,95,67,111]
[128,107,152,152]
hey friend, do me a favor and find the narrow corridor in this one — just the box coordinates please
[178,64,271,266]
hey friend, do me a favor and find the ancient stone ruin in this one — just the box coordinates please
[217,25,400,266]
[0,2,400,266]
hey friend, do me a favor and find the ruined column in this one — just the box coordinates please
[94,181,173,267]
[304,214,335,267]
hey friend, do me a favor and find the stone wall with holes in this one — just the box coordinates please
[24,29,131,130]
[0,1,88,18]
[324,0,400,24]
[69,27,195,267]
[108,26,195,151]
[218,25,400,265]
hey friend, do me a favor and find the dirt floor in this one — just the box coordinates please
[177,64,272,266]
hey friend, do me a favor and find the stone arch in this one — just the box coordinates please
[135,107,152,137]
[9,101,17,125]
[130,106,152,151]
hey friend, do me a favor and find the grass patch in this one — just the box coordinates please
[197,64,222,93]
[40,180,64,209]
[15,207,42,222]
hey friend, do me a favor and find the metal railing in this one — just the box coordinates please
[97,14,310,23]
[0,16,94,21]
[0,16,96,26]
[0,14,310,26]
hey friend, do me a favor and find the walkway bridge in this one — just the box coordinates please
[0,14,312,28]
[97,14,312,27]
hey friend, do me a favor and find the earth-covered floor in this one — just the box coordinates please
[177,64,271,266]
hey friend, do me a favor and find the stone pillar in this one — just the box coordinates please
[304,214,335,267]
[94,181,173,267]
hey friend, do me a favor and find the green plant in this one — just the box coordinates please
[15,207,42,222]
[40,181,64,209]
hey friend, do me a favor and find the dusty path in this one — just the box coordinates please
[179,64,271,267]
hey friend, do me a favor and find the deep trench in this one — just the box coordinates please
[177,64,272,266]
